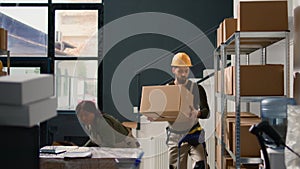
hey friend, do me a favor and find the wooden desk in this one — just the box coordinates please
[40,147,142,169]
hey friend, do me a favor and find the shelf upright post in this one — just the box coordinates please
[7,50,10,75]
[234,32,241,169]
[285,31,290,97]
[261,47,267,65]
[246,54,250,112]
[220,44,226,169]
[214,48,220,117]
[214,47,220,169]
[246,54,250,65]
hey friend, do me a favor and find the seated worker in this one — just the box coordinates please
[76,100,140,148]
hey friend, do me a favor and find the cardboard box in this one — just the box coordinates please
[225,65,284,96]
[215,142,233,169]
[0,28,7,51]
[223,18,237,42]
[231,118,262,157]
[238,1,288,31]
[140,85,193,122]
[294,72,300,105]
[216,112,258,139]
[0,97,57,127]
[216,112,259,151]
[216,67,236,95]
[216,142,221,169]
[224,156,234,169]
[215,143,224,169]
[217,22,223,47]
[0,74,54,105]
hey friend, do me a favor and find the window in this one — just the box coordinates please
[55,10,98,57]
[55,60,98,110]
[0,2,102,110]
[3,67,40,75]
[0,7,48,57]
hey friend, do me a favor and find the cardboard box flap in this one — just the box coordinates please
[223,18,237,42]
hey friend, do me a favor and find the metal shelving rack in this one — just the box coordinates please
[0,49,10,75]
[214,31,290,169]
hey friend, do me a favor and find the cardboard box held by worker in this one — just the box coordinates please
[140,85,194,122]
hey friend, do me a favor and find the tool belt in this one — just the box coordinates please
[166,124,204,146]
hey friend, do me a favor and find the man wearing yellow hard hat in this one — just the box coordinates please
[166,52,210,169]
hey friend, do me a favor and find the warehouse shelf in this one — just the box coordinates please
[215,93,286,102]
[214,31,290,169]
[215,135,262,166]
[215,31,288,55]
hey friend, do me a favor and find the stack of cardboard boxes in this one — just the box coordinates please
[216,112,261,169]
[217,1,288,45]
[216,0,288,97]
[215,0,288,168]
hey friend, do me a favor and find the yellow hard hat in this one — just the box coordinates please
[171,52,192,67]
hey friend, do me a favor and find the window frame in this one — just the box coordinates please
[0,1,104,110]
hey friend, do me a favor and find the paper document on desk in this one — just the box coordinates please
[64,147,92,158]
[40,146,75,154]
[40,146,92,158]
[91,147,143,158]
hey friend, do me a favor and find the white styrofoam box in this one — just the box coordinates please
[132,119,168,138]
[261,148,286,169]
[0,74,54,105]
[203,69,214,77]
[0,97,57,127]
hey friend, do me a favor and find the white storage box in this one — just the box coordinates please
[261,148,285,169]
[0,74,54,105]
[0,97,57,127]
